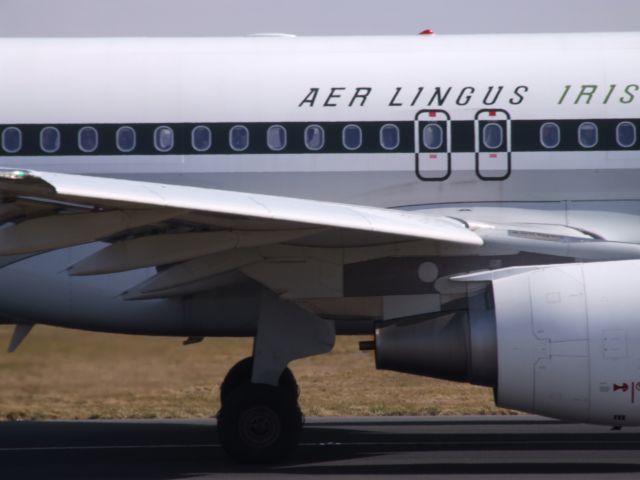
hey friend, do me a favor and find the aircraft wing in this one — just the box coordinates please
[2,169,638,301]
[0,168,481,255]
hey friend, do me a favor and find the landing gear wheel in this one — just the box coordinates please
[220,357,299,405]
[217,383,303,464]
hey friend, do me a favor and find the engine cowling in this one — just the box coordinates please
[369,260,640,427]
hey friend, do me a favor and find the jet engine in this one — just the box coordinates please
[365,260,640,427]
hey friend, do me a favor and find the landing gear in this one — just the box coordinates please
[217,375,302,464]
[217,290,335,464]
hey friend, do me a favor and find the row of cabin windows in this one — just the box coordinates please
[1,121,638,154]
[536,121,636,150]
[454,121,635,151]
[0,124,398,154]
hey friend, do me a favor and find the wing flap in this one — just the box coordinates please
[67,229,317,276]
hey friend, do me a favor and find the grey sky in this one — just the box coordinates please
[0,0,638,36]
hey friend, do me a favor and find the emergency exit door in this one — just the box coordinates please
[475,109,511,180]
[414,109,451,181]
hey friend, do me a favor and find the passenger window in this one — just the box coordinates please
[482,123,503,149]
[422,123,443,150]
[304,124,325,151]
[229,125,249,151]
[78,126,99,153]
[154,126,174,152]
[191,125,212,152]
[40,126,61,153]
[540,122,560,149]
[1,127,22,153]
[578,122,598,148]
[342,124,362,150]
[616,121,636,148]
[266,125,287,151]
[380,124,400,150]
[116,126,136,152]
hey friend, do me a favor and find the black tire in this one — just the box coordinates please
[217,383,303,464]
[220,357,299,405]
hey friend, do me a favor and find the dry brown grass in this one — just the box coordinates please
[0,325,517,420]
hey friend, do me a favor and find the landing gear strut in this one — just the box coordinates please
[217,357,302,463]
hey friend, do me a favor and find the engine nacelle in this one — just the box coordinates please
[371,260,640,427]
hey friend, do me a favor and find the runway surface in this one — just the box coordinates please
[1,415,640,479]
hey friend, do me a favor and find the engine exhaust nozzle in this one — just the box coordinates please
[373,310,497,388]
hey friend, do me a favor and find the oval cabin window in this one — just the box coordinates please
[1,127,22,153]
[304,125,325,151]
[154,126,174,152]
[116,126,136,152]
[229,125,249,151]
[40,126,61,153]
[191,125,212,152]
[616,121,636,148]
[423,123,443,150]
[578,122,598,148]
[482,123,503,149]
[380,124,400,150]
[78,126,99,153]
[540,122,560,149]
[266,125,287,151]
[342,124,362,151]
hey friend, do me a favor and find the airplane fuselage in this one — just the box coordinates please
[0,33,638,209]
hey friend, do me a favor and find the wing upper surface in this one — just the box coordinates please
[0,169,483,251]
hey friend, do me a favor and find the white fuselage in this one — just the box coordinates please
[0,33,638,207]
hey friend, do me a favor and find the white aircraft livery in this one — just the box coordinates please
[0,31,639,463]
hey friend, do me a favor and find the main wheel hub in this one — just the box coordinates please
[238,405,281,448]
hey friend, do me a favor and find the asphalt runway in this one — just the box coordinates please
[1,415,640,479]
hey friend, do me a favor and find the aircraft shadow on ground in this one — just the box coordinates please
[0,419,639,478]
